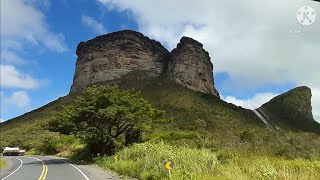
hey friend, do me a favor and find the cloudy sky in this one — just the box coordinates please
[1,0,319,122]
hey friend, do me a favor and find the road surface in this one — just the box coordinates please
[0,156,119,180]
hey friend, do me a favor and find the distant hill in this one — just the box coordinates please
[258,86,320,133]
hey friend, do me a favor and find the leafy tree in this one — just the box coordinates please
[8,139,24,148]
[49,86,163,155]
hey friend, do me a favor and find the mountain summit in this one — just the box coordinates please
[70,30,219,97]
[258,86,319,133]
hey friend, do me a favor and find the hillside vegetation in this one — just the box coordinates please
[260,86,320,133]
[1,78,320,179]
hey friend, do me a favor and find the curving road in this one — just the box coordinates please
[0,156,119,180]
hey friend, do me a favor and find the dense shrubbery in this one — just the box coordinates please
[36,135,83,155]
[48,86,164,155]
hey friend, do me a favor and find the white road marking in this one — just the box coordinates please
[1,157,23,180]
[25,156,48,180]
[67,162,90,180]
[46,157,90,180]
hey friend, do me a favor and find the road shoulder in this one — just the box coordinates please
[0,156,22,179]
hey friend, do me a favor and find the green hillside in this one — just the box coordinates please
[0,94,75,151]
[1,77,320,179]
[1,77,319,156]
[259,86,320,133]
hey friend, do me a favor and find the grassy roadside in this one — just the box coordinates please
[0,158,6,169]
[29,139,319,180]
[93,142,320,180]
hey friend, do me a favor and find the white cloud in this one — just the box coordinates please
[82,15,107,34]
[3,91,31,107]
[223,93,278,110]
[311,87,320,122]
[0,0,66,120]
[1,50,26,65]
[0,91,31,121]
[97,0,320,122]
[26,0,51,9]
[1,0,67,52]
[0,65,40,89]
[0,119,4,123]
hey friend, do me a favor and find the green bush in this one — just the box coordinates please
[217,151,234,164]
[36,135,83,156]
[240,130,257,143]
[49,86,164,155]
[125,127,142,145]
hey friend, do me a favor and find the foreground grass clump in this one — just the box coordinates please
[95,142,320,180]
[95,141,218,180]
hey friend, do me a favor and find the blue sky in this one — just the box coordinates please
[1,0,320,122]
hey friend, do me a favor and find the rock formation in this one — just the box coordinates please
[168,37,219,96]
[70,30,219,97]
[258,86,319,133]
[71,30,169,92]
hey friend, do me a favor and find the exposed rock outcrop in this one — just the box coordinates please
[71,30,169,92]
[258,86,320,133]
[168,37,219,96]
[70,30,219,97]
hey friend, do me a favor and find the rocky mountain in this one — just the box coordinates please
[70,30,219,97]
[168,37,219,96]
[71,30,169,93]
[258,86,320,133]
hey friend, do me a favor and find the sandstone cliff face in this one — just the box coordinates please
[70,30,219,97]
[71,30,169,92]
[168,37,219,97]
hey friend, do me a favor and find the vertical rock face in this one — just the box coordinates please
[168,37,219,97]
[70,30,169,92]
[70,30,219,97]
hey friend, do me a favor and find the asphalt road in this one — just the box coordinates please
[0,156,119,180]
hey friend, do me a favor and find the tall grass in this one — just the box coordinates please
[95,141,218,180]
[95,142,320,180]
[217,155,320,180]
